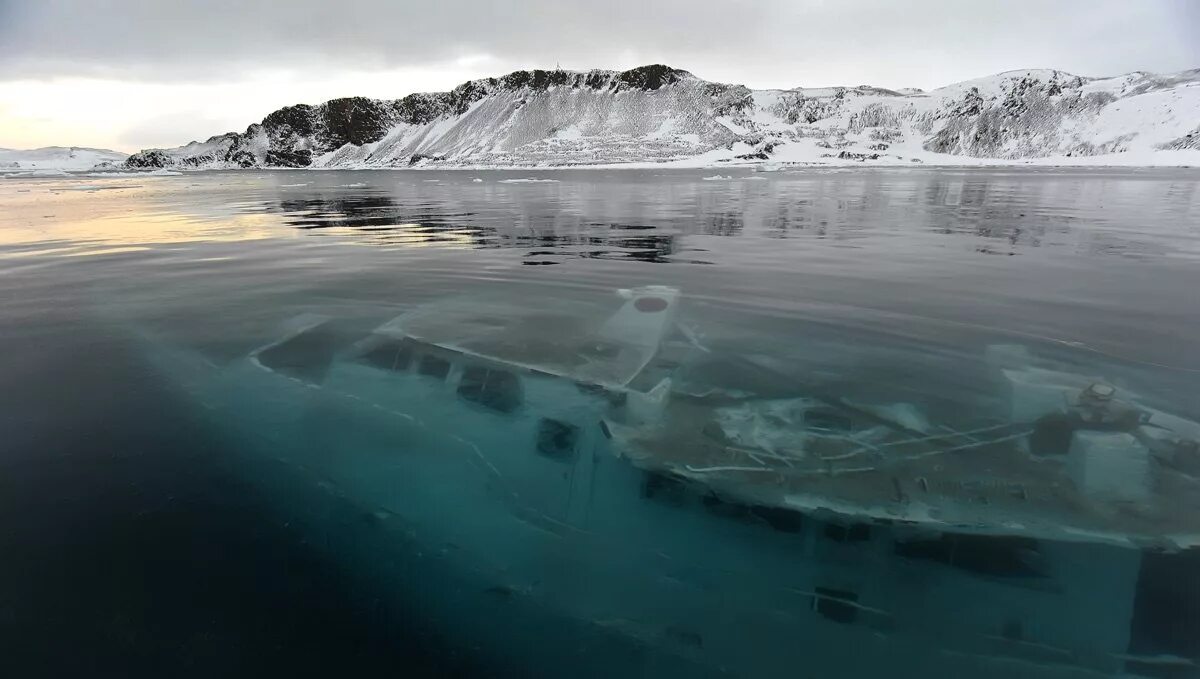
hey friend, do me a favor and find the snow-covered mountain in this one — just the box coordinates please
[124,64,1200,169]
[1,146,128,171]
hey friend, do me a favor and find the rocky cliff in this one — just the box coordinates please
[125,64,1200,168]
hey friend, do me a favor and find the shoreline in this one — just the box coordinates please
[7,152,1200,177]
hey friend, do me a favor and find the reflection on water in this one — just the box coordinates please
[1,167,1199,678]
[4,168,1198,265]
[266,189,688,262]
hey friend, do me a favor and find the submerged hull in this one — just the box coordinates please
[607,410,1200,551]
[607,344,1200,551]
[136,326,1197,678]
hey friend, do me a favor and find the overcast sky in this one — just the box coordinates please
[1,0,1196,152]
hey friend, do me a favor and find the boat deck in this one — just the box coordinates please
[609,397,1200,547]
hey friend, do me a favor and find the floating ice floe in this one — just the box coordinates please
[85,169,182,177]
[4,169,71,178]
[497,178,560,183]
[61,184,143,192]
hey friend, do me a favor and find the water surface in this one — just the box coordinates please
[2,168,1198,677]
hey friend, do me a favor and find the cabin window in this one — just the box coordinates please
[697,493,805,533]
[824,522,871,543]
[417,354,451,379]
[536,418,579,461]
[457,366,522,413]
[255,322,340,384]
[749,505,804,533]
[813,587,859,624]
[893,534,1044,578]
[1128,548,1200,670]
[357,339,413,372]
[701,492,752,521]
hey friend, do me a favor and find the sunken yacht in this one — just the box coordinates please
[138,285,1200,677]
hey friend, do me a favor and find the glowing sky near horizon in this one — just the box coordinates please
[1,0,1196,153]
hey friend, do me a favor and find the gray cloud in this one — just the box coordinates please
[115,110,243,149]
[1,0,1197,90]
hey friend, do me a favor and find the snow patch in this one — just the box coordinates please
[122,65,1200,170]
[553,125,583,140]
[0,146,128,171]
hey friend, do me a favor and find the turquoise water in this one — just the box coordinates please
[1,168,1198,677]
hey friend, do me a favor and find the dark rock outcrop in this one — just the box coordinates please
[615,64,689,90]
[125,149,172,168]
[1160,129,1200,151]
[124,65,704,169]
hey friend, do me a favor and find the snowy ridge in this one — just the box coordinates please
[124,64,1200,169]
[0,146,128,171]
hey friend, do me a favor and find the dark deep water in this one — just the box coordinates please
[1,168,1199,678]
